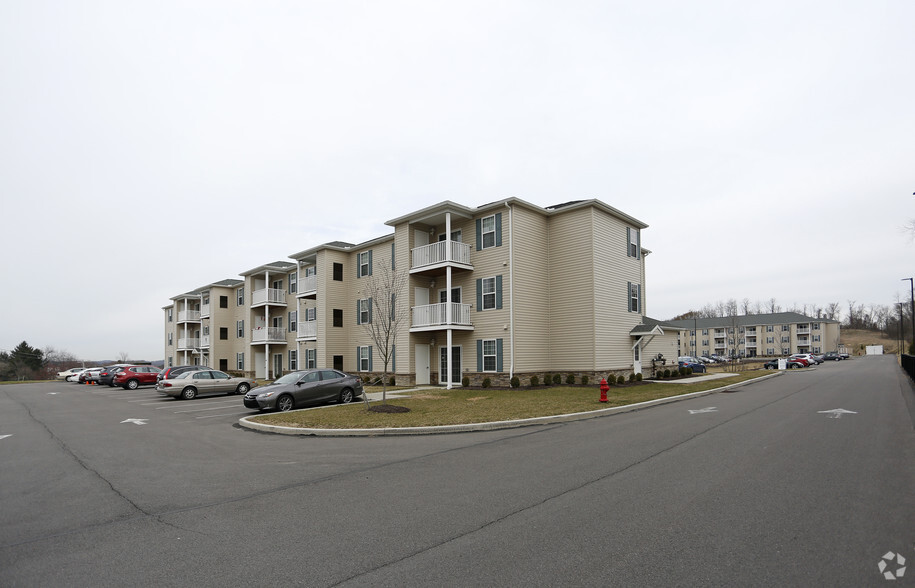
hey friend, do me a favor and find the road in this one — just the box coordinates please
[1,356,914,586]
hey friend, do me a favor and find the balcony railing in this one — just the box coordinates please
[296,274,318,297]
[200,335,210,348]
[177,337,200,350]
[412,302,472,329]
[797,337,810,345]
[200,304,210,318]
[252,327,286,343]
[411,240,472,271]
[796,328,810,335]
[297,321,317,339]
[252,288,286,306]
[178,310,201,322]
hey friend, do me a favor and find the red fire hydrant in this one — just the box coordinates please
[599,378,609,403]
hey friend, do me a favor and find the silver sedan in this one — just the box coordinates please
[157,369,255,400]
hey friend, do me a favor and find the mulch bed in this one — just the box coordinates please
[368,404,411,413]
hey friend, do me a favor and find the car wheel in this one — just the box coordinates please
[235,383,250,395]
[126,379,139,390]
[277,395,294,412]
[339,388,354,404]
[765,365,772,370]
[181,387,197,400]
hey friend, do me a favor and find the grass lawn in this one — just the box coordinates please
[249,371,770,429]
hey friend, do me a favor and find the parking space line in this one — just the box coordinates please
[195,412,253,419]
[173,405,247,414]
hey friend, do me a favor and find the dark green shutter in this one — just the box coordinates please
[626,227,632,258]
[495,213,502,247]
[368,250,373,276]
[496,338,503,371]
[496,275,503,309]
[368,346,373,371]
[636,229,641,260]
[356,300,361,324]
[638,284,642,314]
[475,218,482,251]
[392,345,395,372]
[367,297,372,324]
[477,340,483,371]
[476,278,482,312]
[627,282,632,312]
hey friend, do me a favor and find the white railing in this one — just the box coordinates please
[411,240,472,270]
[796,328,810,335]
[297,321,317,339]
[252,327,286,343]
[252,288,286,305]
[412,302,472,328]
[200,335,210,348]
[177,337,200,350]
[178,310,201,322]
[200,304,210,318]
[797,337,810,345]
[297,274,317,296]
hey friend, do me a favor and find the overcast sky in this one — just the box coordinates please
[1,1,913,362]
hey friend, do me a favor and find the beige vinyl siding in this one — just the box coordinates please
[468,212,512,371]
[545,207,597,371]
[592,208,643,370]
[318,249,350,370]
[641,333,679,370]
[507,205,551,372]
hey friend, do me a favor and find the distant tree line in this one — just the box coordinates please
[0,341,80,381]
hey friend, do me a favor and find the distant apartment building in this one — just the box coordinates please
[666,312,842,358]
[162,198,682,384]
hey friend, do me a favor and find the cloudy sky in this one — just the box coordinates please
[1,1,913,362]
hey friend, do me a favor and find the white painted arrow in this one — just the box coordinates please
[48,392,58,395]
[688,407,718,414]
[120,418,149,425]
[0,434,11,440]
[817,409,858,419]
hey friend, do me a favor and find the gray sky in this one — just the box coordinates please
[2,1,913,362]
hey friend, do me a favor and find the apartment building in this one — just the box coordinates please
[162,279,245,371]
[163,198,680,384]
[666,312,842,359]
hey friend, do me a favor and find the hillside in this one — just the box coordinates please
[840,328,903,356]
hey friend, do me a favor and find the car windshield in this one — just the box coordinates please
[274,372,306,385]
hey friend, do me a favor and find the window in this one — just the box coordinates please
[482,339,497,371]
[168,333,173,346]
[305,307,316,321]
[358,251,372,277]
[813,335,821,342]
[237,287,244,306]
[702,329,708,335]
[814,323,821,330]
[782,347,789,355]
[237,320,244,338]
[767,325,774,332]
[357,298,371,324]
[767,337,774,344]
[219,327,228,340]
[236,353,244,370]
[333,309,343,327]
[271,316,283,329]
[333,262,343,281]
[289,272,297,294]
[203,325,209,336]
[167,308,173,322]
[702,339,709,346]
[358,346,372,371]
[782,336,789,343]
[481,278,496,310]
[272,279,283,291]
[289,350,297,371]
[627,227,640,258]
[289,311,297,332]
[766,348,775,355]
[482,216,496,248]
[306,348,316,369]
[628,282,641,313]
[219,296,228,308]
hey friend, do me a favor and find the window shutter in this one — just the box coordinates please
[626,227,631,257]
[391,243,395,269]
[497,338,503,371]
[368,250,373,276]
[392,345,396,372]
[495,213,502,247]
[476,279,482,312]
[368,346,373,371]
[356,300,361,324]
[477,340,483,371]
[475,218,482,251]
[638,284,642,314]
[356,347,360,369]
[627,282,632,312]
[495,275,503,309]
[636,229,641,260]
[367,297,373,324]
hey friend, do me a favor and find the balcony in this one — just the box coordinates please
[797,337,810,346]
[411,240,473,274]
[252,288,286,307]
[178,310,201,323]
[296,274,318,299]
[177,337,200,350]
[200,304,210,318]
[200,335,210,348]
[297,321,317,340]
[745,338,757,348]
[796,327,810,335]
[410,302,473,331]
[252,327,286,344]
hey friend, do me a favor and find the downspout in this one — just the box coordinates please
[505,202,514,380]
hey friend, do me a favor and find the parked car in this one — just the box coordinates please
[822,351,843,361]
[710,354,728,363]
[113,365,162,389]
[790,353,820,366]
[157,365,207,383]
[57,367,85,380]
[244,369,364,412]
[78,368,104,384]
[677,358,707,374]
[157,369,255,400]
[698,356,714,364]
[764,358,805,369]
[98,364,131,387]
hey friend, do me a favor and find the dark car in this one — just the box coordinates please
[157,369,255,400]
[113,365,162,389]
[244,369,364,412]
[157,365,206,383]
[764,358,804,369]
[98,364,131,387]
[823,351,843,361]
[677,358,707,373]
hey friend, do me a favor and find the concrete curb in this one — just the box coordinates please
[238,372,782,437]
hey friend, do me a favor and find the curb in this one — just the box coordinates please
[239,372,783,437]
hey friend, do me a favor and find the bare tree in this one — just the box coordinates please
[768,298,781,314]
[741,298,752,315]
[359,262,410,406]
[117,351,130,362]
[824,302,841,321]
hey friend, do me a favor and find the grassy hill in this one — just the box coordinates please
[840,328,905,356]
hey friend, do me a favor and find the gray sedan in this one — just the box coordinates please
[243,369,364,411]
[157,369,255,400]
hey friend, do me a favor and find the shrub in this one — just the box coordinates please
[552,374,562,386]
[635,373,642,382]
[461,376,469,387]
[686,367,693,375]
[389,376,396,386]
[581,375,589,386]
[663,369,671,378]
[482,377,491,388]
[530,375,540,386]
[565,374,575,385]
[616,375,625,385]
[510,376,520,388]
[543,374,552,386]
[628,373,635,383]
[679,367,687,376]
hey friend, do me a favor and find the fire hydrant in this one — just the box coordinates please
[599,378,609,403]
